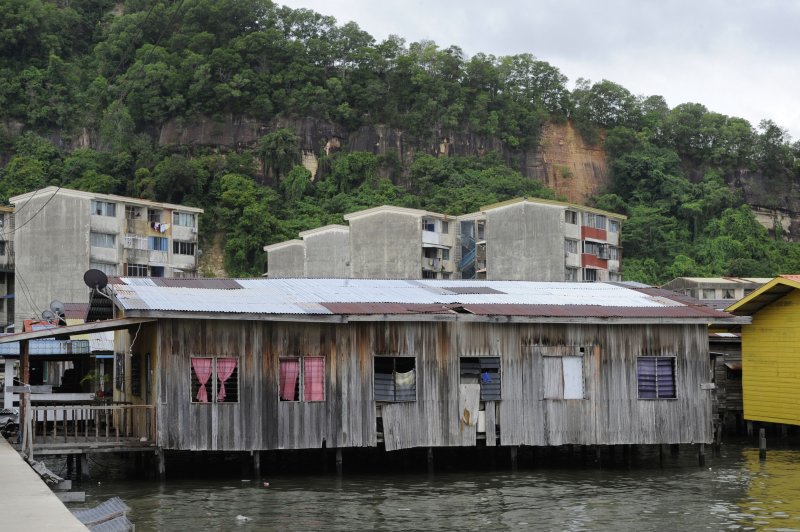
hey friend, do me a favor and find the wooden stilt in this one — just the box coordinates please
[659,445,664,468]
[595,446,602,466]
[747,421,754,438]
[698,443,705,467]
[66,455,74,478]
[252,451,261,479]
[759,428,767,461]
[335,448,343,476]
[80,453,90,480]
[510,446,518,471]
[670,444,680,456]
[781,424,788,439]
[156,448,166,481]
[427,447,434,475]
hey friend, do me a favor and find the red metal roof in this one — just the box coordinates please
[780,275,800,283]
[458,304,729,319]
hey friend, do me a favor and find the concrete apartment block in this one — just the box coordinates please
[264,240,305,278]
[264,198,625,283]
[300,225,350,278]
[482,200,565,281]
[10,187,202,329]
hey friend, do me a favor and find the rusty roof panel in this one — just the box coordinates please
[149,278,243,290]
[461,304,730,319]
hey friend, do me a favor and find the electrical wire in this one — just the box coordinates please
[12,268,42,322]
[7,186,62,236]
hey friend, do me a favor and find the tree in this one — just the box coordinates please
[258,128,300,181]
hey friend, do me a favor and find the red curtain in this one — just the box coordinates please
[279,359,299,401]
[303,357,325,401]
[191,358,213,403]
[216,358,237,402]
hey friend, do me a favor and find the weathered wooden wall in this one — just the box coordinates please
[154,319,713,452]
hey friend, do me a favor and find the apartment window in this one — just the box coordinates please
[0,241,6,256]
[609,219,620,233]
[565,268,579,282]
[583,269,598,282]
[173,241,196,256]
[279,356,325,402]
[543,353,584,399]
[423,247,438,259]
[441,221,449,234]
[722,289,736,299]
[125,206,142,219]
[583,241,601,255]
[126,263,148,277]
[149,236,168,251]
[585,213,606,230]
[190,357,239,403]
[637,356,676,399]
[148,209,163,223]
[565,239,579,254]
[91,200,116,217]
[565,210,578,224]
[422,220,435,232]
[607,246,619,260]
[460,357,501,400]
[442,272,451,279]
[442,248,450,261]
[477,221,485,241]
[90,232,116,249]
[374,356,416,402]
[609,272,622,282]
[702,289,716,300]
[173,212,196,227]
[90,262,117,276]
[422,270,437,279]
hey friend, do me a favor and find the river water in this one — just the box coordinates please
[66,440,800,531]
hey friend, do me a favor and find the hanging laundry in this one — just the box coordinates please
[160,223,169,233]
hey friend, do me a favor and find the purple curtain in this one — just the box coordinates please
[280,359,300,401]
[216,358,237,402]
[191,358,213,403]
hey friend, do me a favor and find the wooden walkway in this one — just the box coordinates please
[0,437,87,531]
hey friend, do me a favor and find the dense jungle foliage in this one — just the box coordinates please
[1,0,800,281]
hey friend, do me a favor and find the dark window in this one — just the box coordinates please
[147,209,162,223]
[173,241,196,255]
[583,268,598,282]
[441,221,449,234]
[190,357,239,403]
[422,270,437,279]
[422,220,435,232]
[279,356,325,402]
[442,248,450,261]
[565,210,578,224]
[149,236,168,251]
[374,356,416,402]
[131,353,141,396]
[460,357,501,400]
[126,263,148,277]
[637,356,676,399]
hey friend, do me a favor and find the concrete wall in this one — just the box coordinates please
[14,194,90,329]
[485,202,565,281]
[305,231,350,278]
[349,212,421,279]
[267,244,305,277]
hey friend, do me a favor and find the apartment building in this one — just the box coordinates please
[661,277,772,309]
[0,206,14,331]
[265,198,625,282]
[10,187,203,329]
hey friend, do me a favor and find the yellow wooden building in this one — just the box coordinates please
[726,275,800,426]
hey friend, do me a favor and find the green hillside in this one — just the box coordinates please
[1,0,799,281]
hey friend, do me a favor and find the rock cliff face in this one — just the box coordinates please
[158,115,609,204]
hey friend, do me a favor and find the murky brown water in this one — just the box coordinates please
[64,442,800,531]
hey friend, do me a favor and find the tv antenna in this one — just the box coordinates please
[83,269,109,291]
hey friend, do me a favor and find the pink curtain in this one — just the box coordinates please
[191,358,213,403]
[216,358,237,402]
[303,357,325,401]
[280,359,300,401]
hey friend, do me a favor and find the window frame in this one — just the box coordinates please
[565,267,579,282]
[583,268,598,282]
[459,356,501,400]
[91,200,116,217]
[636,355,677,400]
[90,232,116,249]
[190,356,240,404]
[609,219,620,233]
[173,241,196,256]
[542,350,586,400]
[172,212,196,227]
[565,239,579,254]
[278,355,326,402]
[373,355,417,402]
[148,236,169,252]
[126,263,148,277]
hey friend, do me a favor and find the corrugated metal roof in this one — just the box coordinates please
[780,274,800,283]
[107,278,737,321]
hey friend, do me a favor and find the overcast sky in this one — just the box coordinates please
[279,0,800,140]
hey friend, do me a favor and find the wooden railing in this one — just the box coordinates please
[29,404,155,446]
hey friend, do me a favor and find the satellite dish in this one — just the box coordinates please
[42,309,56,321]
[50,300,65,316]
[83,269,108,290]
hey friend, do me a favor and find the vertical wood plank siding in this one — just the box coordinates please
[156,319,712,451]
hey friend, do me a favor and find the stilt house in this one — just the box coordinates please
[95,278,745,452]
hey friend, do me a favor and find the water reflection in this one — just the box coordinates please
[67,443,800,532]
